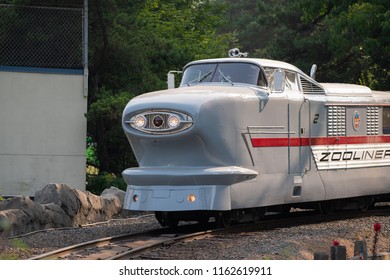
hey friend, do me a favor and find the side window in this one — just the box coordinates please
[383,107,390,134]
[263,68,273,82]
[268,69,285,93]
[263,68,298,92]
[257,71,267,87]
[285,71,299,92]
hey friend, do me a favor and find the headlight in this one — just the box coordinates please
[134,115,147,128]
[126,110,193,134]
[168,115,180,128]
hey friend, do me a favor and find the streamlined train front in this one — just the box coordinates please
[121,51,273,226]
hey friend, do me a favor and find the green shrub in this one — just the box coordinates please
[86,172,126,195]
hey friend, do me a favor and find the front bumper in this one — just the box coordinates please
[122,166,258,211]
[122,166,257,186]
[123,185,231,211]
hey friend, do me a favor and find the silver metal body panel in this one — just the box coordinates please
[124,185,232,211]
[121,57,390,213]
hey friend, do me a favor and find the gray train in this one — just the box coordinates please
[121,49,390,227]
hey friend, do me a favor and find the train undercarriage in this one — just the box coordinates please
[154,194,390,228]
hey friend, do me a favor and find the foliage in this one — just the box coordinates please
[87,90,138,174]
[86,172,127,195]
[250,0,389,89]
[87,0,236,175]
[372,222,381,259]
[0,239,29,260]
[86,136,99,168]
[0,252,19,260]
[218,0,268,53]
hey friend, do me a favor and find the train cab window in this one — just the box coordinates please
[257,70,267,87]
[213,63,263,86]
[263,68,274,81]
[264,68,286,93]
[285,71,299,92]
[264,68,298,92]
[181,62,265,87]
[383,107,390,134]
[181,63,216,85]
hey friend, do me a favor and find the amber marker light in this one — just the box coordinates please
[187,194,196,203]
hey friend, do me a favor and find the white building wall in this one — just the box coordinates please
[0,70,87,196]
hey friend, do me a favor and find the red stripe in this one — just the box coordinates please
[251,136,390,147]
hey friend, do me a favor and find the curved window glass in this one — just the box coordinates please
[180,62,267,87]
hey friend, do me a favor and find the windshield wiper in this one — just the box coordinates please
[187,70,213,86]
[218,69,233,85]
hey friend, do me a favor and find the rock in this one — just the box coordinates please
[43,203,72,228]
[101,187,124,218]
[0,184,129,237]
[0,209,30,236]
[102,187,133,217]
[35,184,81,217]
[101,186,125,201]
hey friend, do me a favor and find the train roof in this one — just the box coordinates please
[183,57,389,97]
[184,57,304,74]
[320,83,372,96]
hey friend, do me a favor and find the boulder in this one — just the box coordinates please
[35,184,81,217]
[0,184,128,237]
[43,203,73,228]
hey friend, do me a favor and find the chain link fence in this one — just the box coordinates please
[0,3,84,69]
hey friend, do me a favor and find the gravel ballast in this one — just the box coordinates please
[1,209,389,260]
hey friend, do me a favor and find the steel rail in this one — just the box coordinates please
[28,205,389,260]
[108,228,225,260]
[28,225,227,260]
[28,229,163,260]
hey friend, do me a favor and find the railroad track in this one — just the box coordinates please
[28,205,389,260]
[28,224,224,260]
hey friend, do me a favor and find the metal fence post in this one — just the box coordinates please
[314,252,329,260]
[330,245,346,260]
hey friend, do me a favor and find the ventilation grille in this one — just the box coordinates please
[300,77,325,94]
[328,106,346,136]
[367,107,379,135]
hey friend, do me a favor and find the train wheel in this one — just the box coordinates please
[319,200,338,214]
[155,211,179,227]
[215,212,233,228]
[253,207,266,222]
[197,216,210,226]
[358,197,373,212]
[280,205,291,216]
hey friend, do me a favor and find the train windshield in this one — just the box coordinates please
[180,62,267,87]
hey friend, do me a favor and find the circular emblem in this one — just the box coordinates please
[353,110,361,131]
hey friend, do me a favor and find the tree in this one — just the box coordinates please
[87,0,236,174]
[219,0,276,54]
[252,0,389,89]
